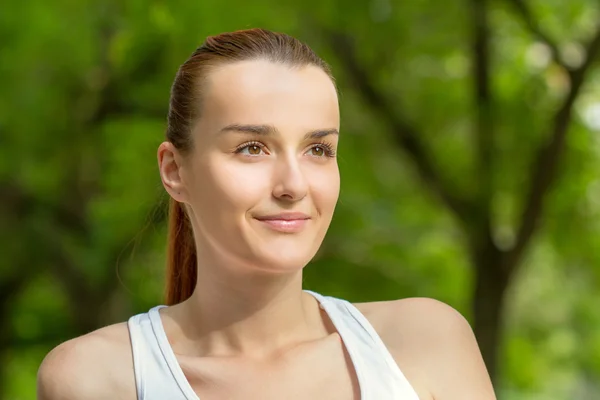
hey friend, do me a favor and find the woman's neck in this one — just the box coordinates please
[171,261,326,359]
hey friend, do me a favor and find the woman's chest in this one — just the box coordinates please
[177,337,359,400]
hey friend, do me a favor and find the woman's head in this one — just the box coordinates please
[158,29,340,305]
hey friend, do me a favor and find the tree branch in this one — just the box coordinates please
[0,182,87,234]
[325,32,474,227]
[506,24,600,272]
[470,0,496,245]
[503,0,563,68]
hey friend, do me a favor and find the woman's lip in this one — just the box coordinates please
[254,218,309,233]
[255,213,311,221]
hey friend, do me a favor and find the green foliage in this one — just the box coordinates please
[2,0,600,398]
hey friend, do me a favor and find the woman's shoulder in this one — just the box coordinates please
[353,297,474,356]
[354,296,469,335]
[37,321,137,400]
[354,297,496,399]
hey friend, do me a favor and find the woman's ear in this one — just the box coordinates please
[158,141,188,203]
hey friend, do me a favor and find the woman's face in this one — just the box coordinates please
[178,60,340,274]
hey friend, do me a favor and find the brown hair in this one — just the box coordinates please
[164,28,335,305]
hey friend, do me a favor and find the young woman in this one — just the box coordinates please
[37,29,496,399]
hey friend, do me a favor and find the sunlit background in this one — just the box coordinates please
[2,0,600,399]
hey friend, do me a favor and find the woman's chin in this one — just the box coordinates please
[238,231,321,272]
[252,248,316,274]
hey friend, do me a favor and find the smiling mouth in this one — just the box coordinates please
[254,214,311,233]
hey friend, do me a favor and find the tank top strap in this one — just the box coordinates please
[128,307,194,400]
[304,290,420,400]
[127,313,146,399]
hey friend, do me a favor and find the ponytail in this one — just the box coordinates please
[165,197,197,305]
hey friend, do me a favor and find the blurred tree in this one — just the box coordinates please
[2,0,600,398]
[308,0,600,383]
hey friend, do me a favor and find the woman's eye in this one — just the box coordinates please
[308,144,335,158]
[235,142,334,157]
[310,146,325,157]
[238,144,265,155]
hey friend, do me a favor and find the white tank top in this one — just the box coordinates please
[127,290,420,399]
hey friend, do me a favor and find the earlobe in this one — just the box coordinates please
[158,141,187,202]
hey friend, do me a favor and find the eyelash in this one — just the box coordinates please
[233,141,337,158]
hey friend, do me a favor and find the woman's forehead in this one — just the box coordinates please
[199,60,339,132]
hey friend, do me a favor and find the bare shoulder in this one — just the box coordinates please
[354,298,497,400]
[355,297,470,338]
[37,322,137,400]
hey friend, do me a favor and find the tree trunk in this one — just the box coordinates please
[472,250,510,385]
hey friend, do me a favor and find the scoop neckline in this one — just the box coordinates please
[147,290,366,400]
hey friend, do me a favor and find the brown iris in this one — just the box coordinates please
[311,146,324,157]
[248,145,261,155]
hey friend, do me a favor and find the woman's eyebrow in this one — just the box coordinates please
[219,124,339,139]
[219,124,277,136]
[303,128,339,140]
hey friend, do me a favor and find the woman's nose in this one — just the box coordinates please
[271,157,308,202]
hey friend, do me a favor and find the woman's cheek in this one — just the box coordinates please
[310,166,340,203]
[214,162,273,208]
